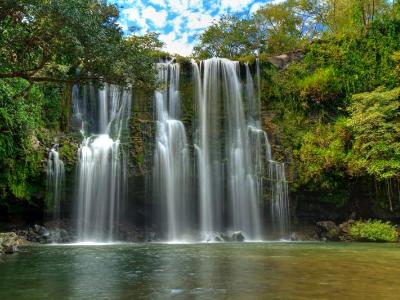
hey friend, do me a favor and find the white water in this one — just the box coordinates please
[74,84,131,242]
[193,58,262,240]
[245,61,290,238]
[153,62,191,241]
[46,145,65,222]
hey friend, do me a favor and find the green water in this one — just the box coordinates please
[1,242,400,299]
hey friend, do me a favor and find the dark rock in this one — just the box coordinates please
[214,232,231,242]
[231,231,245,242]
[315,221,340,241]
[338,220,355,241]
[214,235,223,242]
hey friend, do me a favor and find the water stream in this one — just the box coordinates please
[153,62,191,241]
[46,145,65,222]
[68,58,289,242]
[74,84,131,242]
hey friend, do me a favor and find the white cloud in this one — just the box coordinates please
[186,12,215,30]
[122,7,147,28]
[250,2,264,14]
[221,0,254,11]
[142,6,168,28]
[148,0,167,7]
[118,0,269,56]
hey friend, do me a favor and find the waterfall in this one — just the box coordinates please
[246,60,290,239]
[74,84,131,242]
[192,58,262,240]
[153,62,191,241]
[46,145,65,222]
[269,161,290,238]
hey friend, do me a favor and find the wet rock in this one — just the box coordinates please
[48,228,71,243]
[117,224,146,242]
[315,221,340,241]
[16,224,73,244]
[146,231,158,242]
[214,232,231,242]
[290,231,318,241]
[338,220,355,241]
[231,231,245,242]
[34,224,49,237]
[0,232,20,254]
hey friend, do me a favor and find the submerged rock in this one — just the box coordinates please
[315,221,340,241]
[231,231,245,242]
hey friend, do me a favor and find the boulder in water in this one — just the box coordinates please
[231,231,245,242]
[315,221,340,241]
[214,232,231,242]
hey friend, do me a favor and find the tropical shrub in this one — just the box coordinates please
[349,220,398,242]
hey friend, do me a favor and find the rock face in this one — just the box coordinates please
[0,232,20,254]
[315,221,340,241]
[16,224,73,244]
[267,51,304,69]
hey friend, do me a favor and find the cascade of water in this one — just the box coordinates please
[246,60,290,239]
[46,145,65,222]
[74,84,131,242]
[192,60,224,238]
[153,62,191,241]
[193,58,262,240]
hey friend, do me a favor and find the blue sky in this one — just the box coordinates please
[113,0,279,56]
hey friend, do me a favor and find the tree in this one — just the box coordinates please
[0,0,161,87]
[254,0,316,54]
[193,15,259,59]
[347,87,400,181]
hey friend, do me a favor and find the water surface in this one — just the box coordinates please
[1,242,399,299]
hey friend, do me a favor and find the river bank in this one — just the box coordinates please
[2,218,399,255]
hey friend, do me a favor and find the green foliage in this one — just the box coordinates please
[254,0,315,54]
[0,0,161,88]
[297,118,350,190]
[0,79,45,201]
[193,15,258,59]
[347,87,400,180]
[0,0,163,207]
[349,220,398,242]
[299,67,342,110]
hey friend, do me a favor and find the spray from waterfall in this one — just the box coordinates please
[153,62,191,241]
[74,84,131,242]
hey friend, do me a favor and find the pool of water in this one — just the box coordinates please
[1,242,399,299]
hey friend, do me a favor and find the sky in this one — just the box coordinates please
[113,0,277,56]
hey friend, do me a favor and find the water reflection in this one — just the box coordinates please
[1,243,400,299]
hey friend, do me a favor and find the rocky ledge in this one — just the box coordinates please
[0,232,23,254]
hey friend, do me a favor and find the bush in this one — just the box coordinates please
[349,220,398,242]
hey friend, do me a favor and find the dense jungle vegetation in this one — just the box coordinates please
[194,0,400,217]
[1,0,400,220]
[0,0,162,213]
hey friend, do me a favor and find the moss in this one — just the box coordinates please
[58,140,79,169]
